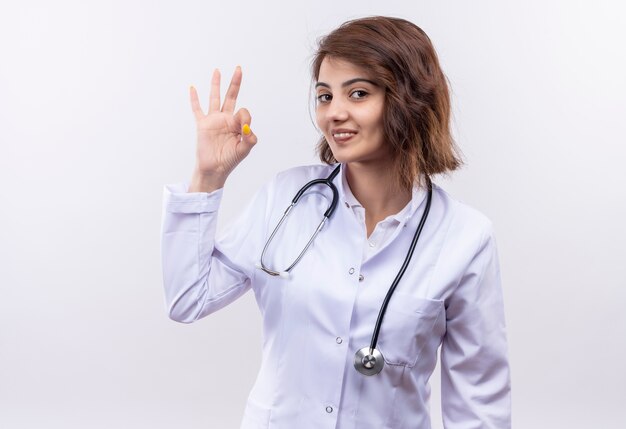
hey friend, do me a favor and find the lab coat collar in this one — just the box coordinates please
[336,163,428,225]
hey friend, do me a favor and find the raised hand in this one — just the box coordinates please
[188,66,258,192]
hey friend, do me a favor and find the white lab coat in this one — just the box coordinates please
[161,163,511,429]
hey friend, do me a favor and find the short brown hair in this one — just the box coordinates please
[312,16,462,189]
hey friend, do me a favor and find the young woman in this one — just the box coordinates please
[162,16,511,429]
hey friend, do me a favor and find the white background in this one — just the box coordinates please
[1,1,625,428]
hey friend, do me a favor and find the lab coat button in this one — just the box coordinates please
[358,274,364,281]
[326,406,333,413]
[336,337,343,344]
[344,202,349,208]
[348,268,355,275]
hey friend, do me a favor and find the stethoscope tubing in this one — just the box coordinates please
[368,176,433,351]
[291,165,341,219]
[257,164,434,376]
[257,165,341,277]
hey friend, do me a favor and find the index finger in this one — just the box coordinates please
[221,66,242,113]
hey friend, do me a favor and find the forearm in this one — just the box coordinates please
[161,183,248,323]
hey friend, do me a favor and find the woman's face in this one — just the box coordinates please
[315,57,388,165]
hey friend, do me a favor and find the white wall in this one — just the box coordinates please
[1,1,624,428]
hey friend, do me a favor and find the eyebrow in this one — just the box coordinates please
[315,78,378,89]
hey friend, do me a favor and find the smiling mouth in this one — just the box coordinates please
[332,132,357,143]
[333,132,356,138]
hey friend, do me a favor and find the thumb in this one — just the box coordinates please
[241,123,258,146]
[235,108,258,147]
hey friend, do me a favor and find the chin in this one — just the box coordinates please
[327,146,353,163]
[329,152,353,164]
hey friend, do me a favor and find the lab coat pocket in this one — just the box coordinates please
[376,296,444,368]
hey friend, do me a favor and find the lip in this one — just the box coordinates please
[330,128,358,144]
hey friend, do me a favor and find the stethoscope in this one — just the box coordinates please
[255,164,433,376]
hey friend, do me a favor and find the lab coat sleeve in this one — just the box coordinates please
[440,223,511,429]
[160,180,272,324]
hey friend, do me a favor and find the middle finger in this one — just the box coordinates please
[208,68,221,113]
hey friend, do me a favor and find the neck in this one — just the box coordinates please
[344,161,412,236]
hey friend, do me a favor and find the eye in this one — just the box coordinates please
[316,93,332,103]
[350,90,369,99]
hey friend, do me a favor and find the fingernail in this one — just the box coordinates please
[242,124,251,135]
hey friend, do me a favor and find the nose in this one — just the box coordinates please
[325,98,349,122]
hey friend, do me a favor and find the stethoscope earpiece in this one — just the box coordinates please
[255,261,290,279]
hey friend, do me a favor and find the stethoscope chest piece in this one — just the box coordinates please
[354,347,384,376]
